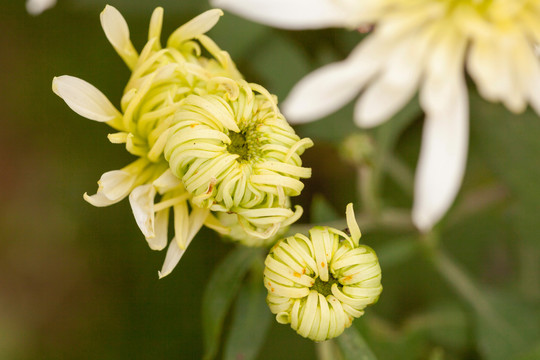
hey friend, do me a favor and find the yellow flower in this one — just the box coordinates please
[52,5,311,277]
[264,203,382,341]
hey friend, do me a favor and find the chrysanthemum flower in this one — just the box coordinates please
[165,83,312,240]
[264,203,382,341]
[213,0,540,232]
[52,5,312,276]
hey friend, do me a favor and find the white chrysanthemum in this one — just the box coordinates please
[53,6,311,277]
[264,203,382,341]
[213,0,540,232]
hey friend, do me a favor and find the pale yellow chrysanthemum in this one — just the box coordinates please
[264,203,382,341]
[52,6,311,276]
[214,0,540,232]
[164,83,312,240]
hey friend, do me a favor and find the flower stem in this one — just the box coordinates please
[357,166,379,216]
[316,340,343,360]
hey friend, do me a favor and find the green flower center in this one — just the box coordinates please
[312,274,341,297]
[227,124,262,162]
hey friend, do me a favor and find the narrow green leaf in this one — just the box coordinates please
[202,246,262,360]
[336,326,378,360]
[224,260,271,360]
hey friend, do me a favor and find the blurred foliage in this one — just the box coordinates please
[2,0,540,359]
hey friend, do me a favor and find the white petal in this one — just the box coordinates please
[354,30,433,128]
[100,5,138,69]
[148,209,169,251]
[52,76,121,122]
[412,78,469,232]
[167,9,223,48]
[211,0,350,29]
[158,237,184,279]
[26,0,56,15]
[129,184,156,238]
[158,207,210,278]
[283,39,384,124]
[153,169,182,194]
[174,202,189,249]
[186,206,210,243]
[83,170,136,207]
[83,191,118,207]
[421,29,467,113]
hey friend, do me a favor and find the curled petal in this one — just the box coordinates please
[264,204,382,341]
[153,169,183,195]
[211,0,350,30]
[100,5,138,69]
[83,170,136,207]
[149,208,169,251]
[345,203,361,245]
[148,7,164,46]
[52,76,122,123]
[167,9,223,48]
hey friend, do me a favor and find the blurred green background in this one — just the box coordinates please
[2,0,540,359]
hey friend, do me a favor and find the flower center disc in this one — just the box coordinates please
[312,274,341,297]
[227,125,261,162]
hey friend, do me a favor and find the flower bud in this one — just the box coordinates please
[264,203,382,341]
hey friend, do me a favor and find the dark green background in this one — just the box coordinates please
[2,1,540,359]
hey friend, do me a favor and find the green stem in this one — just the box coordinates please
[316,340,343,360]
[382,152,414,196]
[357,166,379,216]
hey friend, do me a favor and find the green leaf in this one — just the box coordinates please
[202,246,262,360]
[224,260,272,360]
[336,326,378,360]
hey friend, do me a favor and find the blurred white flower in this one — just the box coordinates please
[26,0,56,15]
[213,0,540,231]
